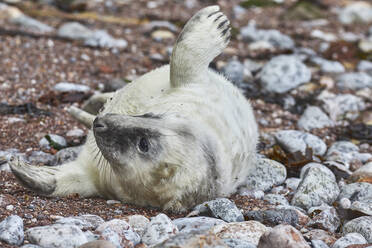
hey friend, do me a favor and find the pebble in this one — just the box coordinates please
[326,141,365,169]
[53,82,91,93]
[285,177,301,191]
[142,213,178,246]
[292,164,339,210]
[357,60,372,72]
[211,221,269,246]
[263,194,289,206]
[319,93,365,121]
[26,224,88,248]
[245,158,287,192]
[303,229,337,246]
[144,20,178,32]
[57,22,93,40]
[28,151,56,166]
[310,30,337,42]
[338,182,372,203]
[55,146,82,164]
[39,134,67,150]
[336,72,372,90]
[343,216,372,243]
[96,219,140,248]
[223,238,256,248]
[244,58,263,73]
[244,209,301,227]
[258,55,311,93]
[79,240,116,248]
[11,14,54,33]
[350,162,372,183]
[241,23,295,50]
[350,200,372,216]
[238,188,265,199]
[66,128,85,138]
[311,239,329,248]
[55,215,104,230]
[338,1,372,24]
[297,106,334,131]
[307,205,340,232]
[124,215,150,238]
[274,130,327,156]
[257,224,310,248]
[203,198,244,222]
[153,230,226,248]
[151,30,175,41]
[310,57,345,73]
[0,215,24,246]
[332,233,367,248]
[173,217,225,234]
[222,59,245,87]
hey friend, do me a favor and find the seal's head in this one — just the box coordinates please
[92,112,218,185]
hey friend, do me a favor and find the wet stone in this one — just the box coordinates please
[298,106,334,131]
[0,215,24,246]
[343,216,372,242]
[245,158,287,192]
[332,233,367,248]
[274,130,327,156]
[257,224,310,248]
[173,217,225,234]
[292,164,339,210]
[258,55,311,93]
[26,224,88,248]
[142,213,178,246]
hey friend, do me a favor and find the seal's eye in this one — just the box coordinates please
[138,137,149,153]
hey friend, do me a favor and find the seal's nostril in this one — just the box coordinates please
[93,118,107,131]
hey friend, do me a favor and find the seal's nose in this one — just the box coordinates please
[93,117,107,132]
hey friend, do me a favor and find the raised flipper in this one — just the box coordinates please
[9,156,99,197]
[170,5,231,87]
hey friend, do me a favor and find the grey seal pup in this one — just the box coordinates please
[10,5,258,212]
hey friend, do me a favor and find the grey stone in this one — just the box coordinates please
[124,215,150,238]
[320,93,365,121]
[83,230,99,242]
[84,30,127,49]
[28,151,56,166]
[350,200,372,216]
[0,215,24,246]
[245,158,287,192]
[11,15,54,33]
[293,47,317,61]
[311,57,345,73]
[20,245,42,248]
[263,194,289,206]
[332,233,367,248]
[307,205,340,232]
[173,217,225,234]
[153,230,227,248]
[244,209,300,227]
[57,22,94,40]
[55,146,82,164]
[323,161,352,181]
[211,221,269,246]
[285,178,301,191]
[327,141,359,154]
[258,55,311,93]
[343,216,372,243]
[292,164,339,210]
[238,188,265,199]
[26,224,88,248]
[54,82,91,93]
[39,134,67,150]
[310,30,337,42]
[337,72,372,90]
[303,229,337,247]
[326,141,364,169]
[338,2,372,24]
[144,20,178,32]
[357,60,372,72]
[55,214,104,230]
[298,106,334,131]
[223,238,256,248]
[257,224,310,248]
[204,198,244,222]
[244,59,263,73]
[241,23,295,50]
[222,60,245,86]
[338,182,372,203]
[79,240,116,248]
[142,213,178,246]
[274,130,327,156]
[96,219,140,248]
[66,129,85,138]
[311,240,329,248]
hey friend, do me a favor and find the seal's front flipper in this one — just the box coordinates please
[9,157,98,197]
[170,5,231,87]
